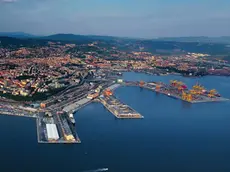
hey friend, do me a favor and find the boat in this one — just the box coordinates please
[70,118,75,124]
[117,72,123,76]
[69,113,75,124]
[97,168,108,171]
[215,93,221,97]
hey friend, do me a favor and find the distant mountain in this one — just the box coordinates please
[155,36,230,44]
[0,36,48,48]
[41,34,230,44]
[41,34,90,41]
[40,34,134,42]
[0,32,36,38]
[1,35,230,56]
[1,33,230,44]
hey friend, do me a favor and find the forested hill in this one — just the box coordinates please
[1,35,230,56]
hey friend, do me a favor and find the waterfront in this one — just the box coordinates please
[0,72,230,172]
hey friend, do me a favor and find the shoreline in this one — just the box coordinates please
[130,70,230,78]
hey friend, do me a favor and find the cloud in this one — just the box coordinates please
[0,0,17,3]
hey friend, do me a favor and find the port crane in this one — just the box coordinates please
[208,89,217,98]
[182,91,193,102]
[103,89,113,97]
[139,81,145,87]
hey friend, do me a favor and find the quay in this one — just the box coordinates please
[37,111,81,144]
[155,89,229,103]
[106,83,121,91]
[98,95,143,119]
[0,102,81,144]
[122,80,229,104]
[0,111,81,144]
[0,95,93,144]
[63,97,92,113]
[0,109,37,118]
[0,110,37,118]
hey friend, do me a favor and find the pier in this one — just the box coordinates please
[0,110,81,144]
[122,81,229,103]
[0,96,93,144]
[99,95,143,119]
[0,102,81,144]
[63,97,92,113]
[37,111,81,144]
[0,103,38,118]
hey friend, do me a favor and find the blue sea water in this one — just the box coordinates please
[0,72,230,172]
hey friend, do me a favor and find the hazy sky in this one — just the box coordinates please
[0,0,230,38]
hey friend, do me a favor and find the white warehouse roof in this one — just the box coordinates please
[46,124,59,140]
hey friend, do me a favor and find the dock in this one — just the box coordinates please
[63,97,92,113]
[155,89,229,103]
[36,96,96,144]
[37,111,81,144]
[107,83,121,91]
[0,109,81,144]
[0,110,37,118]
[123,81,229,104]
[99,95,143,119]
[0,103,38,118]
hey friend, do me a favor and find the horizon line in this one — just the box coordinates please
[0,31,230,40]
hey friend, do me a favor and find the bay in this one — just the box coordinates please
[0,72,230,172]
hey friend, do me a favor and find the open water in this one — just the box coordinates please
[0,72,230,172]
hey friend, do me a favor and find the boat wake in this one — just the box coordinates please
[81,168,108,172]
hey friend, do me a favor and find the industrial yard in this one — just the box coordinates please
[98,87,143,119]
[36,79,228,143]
[123,80,229,103]
[37,111,80,144]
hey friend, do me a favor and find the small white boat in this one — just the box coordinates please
[94,168,108,172]
[98,168,108,171]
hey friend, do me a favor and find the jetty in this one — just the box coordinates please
[99,95,143,119]
[37,111,81,144]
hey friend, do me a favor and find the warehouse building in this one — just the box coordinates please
[46,124,59,141]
